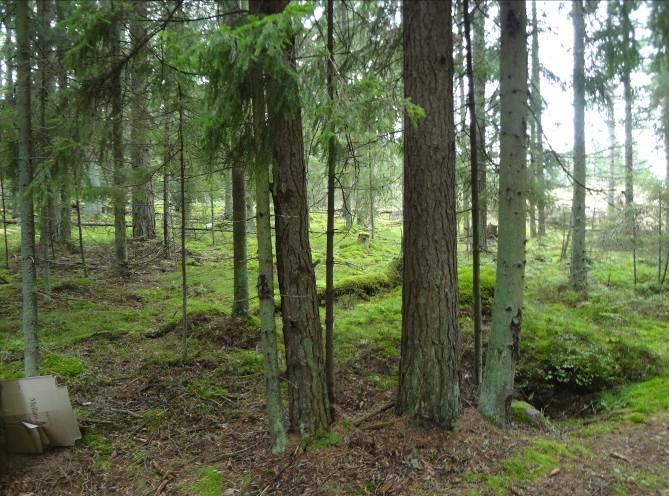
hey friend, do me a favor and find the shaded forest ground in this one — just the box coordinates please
[0,213,668,495]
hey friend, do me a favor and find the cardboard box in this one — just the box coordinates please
[0,375,81,454]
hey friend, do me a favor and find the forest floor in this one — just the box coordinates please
[0,214,668,495]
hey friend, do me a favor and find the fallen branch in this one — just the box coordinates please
[352,401,395,427]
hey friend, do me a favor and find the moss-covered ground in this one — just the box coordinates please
[0,211,667,495]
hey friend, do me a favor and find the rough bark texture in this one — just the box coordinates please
[232,165,248,317]
[531,0,545,237]
[130,0,156,240]
[111,0,128,276]
[17,0,39,376]
[398,0,461,427]
[479,0,528,427]
[253,81,288,454]
[261,0,331,435]
[569,0,587,292]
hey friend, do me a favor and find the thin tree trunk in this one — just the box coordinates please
[38,0,53,298]
[398,0,461,427]
[531,0,545,237]
[479,0,528,427]
[658,188,662,284]
[178,84,188,358]
[324,0,336,414]
[1,167,9,269]
[607,99,616,212]
[474,1,487,247]
[130,0,156,240]
[569,0,587,292]
[163,120,171,254]
[111,0,128,276]
[17,0,39,376]
[209,182,215,246]
[75,193,87,277]
[257,0,331,435]
[464,0,483,388]
[368,152,374,240]
[232,164,248,317]
[223,168,232,221]
[253,77,287,454]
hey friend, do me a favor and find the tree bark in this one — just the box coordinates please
[111,0,128,276]
[607,98,616,212]
[253,75,288,454]
[474,1,487,247]
[17,0,39,376]
[258,0,331,435]
[324,0,336,414]
[531,0,545,237]
[478,0,528,427]
[464,0,483,388]
[232,164,248,317]
[569,0,587,292]
[130,0,156,240]
[398,0,461,427]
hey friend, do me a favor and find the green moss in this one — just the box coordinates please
[186,466,224,496]
[596,376,669,415]
[84,433,114,454]
[300,430,342,452]
[42,354,85,378]
[481,439,581,493]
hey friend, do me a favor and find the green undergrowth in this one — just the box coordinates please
[467,438,588,494]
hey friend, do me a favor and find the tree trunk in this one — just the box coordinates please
[474,2,487,247]
[257,0,331,435]
[232,165,248,317]
[223,168,233,221]
[531,0,545,237]
[162,120,171,253]
[569,0,587,292]
[607,98,616,212]
[111,0,128,276]
[253,78,287,454]
[38,0,54,297]
[623,7,634,213]
[398,0,461,427]
[1,168,9,270]
[324,0,336,414]
[178,84,188,358]
[130,0,156,240]
[17,0,39,376]
[464,0,483,388]
[478,0,528,427]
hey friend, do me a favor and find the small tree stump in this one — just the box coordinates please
[357,232,370,248]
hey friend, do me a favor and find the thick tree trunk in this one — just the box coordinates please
[398,0,461,427]
[531,0,545,237]
[17,0,39,376]
[232,165,248,317]
[253,80,287,454]
[111,0,128,276]
[257,0,331,435]
[569,0,587,292]
[130,0,156,240]
[479,0,528,427]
